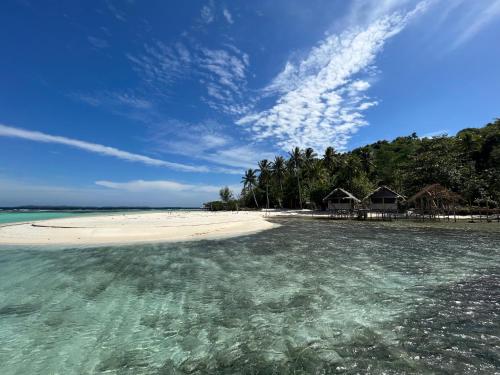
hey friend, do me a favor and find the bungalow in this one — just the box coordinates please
[323,188,360,211]
[407,183,462,213]
[364,186,405,212]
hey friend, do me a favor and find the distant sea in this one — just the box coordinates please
[0,207,200,225]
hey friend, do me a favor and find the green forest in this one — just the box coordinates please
[209,119,500,210]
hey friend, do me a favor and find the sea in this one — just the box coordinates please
[0,208,199,225]
[0,218,499,374]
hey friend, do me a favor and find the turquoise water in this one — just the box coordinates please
[0,209,196,225]
[0,211,89,224]
[0,219,499,374]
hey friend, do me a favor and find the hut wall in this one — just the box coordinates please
[327,201,352,210]
[369,202,398,211]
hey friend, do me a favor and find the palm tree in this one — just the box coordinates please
[219,186,233,203]
[241,169,259,208]
[304,147,317,166]
[308,159,326,187]
[323,146,336,169]
[359,149,374,175]
[271,156,286,208]
[258,159,271,209]
[288,147,303,209]
[303,147,318,198]
[322,146,337,184]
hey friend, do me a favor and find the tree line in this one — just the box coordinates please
[207,119,500,210]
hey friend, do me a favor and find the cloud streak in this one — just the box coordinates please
[0,178,223,207]
[87,36,109,49]
[147,119,275,170]
[95,179,233,194]
[223,8,234,24]
[0,124,211,173]
[448,0,500,50]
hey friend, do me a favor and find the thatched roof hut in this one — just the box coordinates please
[364,186,405,211]
[407,184,462,212]
[323,188,360,210]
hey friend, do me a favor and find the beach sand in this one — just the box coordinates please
[0,211,280,246]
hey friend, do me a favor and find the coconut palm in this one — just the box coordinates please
[359,149,374,175]
[258,159,271,209]
[219,186,233,203]
[304,147,317,166]
[241,169,259,208]
[323,146,337,173]
[271,156,286,207]
[288,147,303,208]
[303,147,318,194]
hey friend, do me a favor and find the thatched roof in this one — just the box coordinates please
[323,188,361,202]
[407,183,462,203]
[364,185,405,201]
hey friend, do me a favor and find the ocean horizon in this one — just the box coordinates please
[0,208,202,225]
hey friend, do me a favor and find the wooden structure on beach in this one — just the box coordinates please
[364,186,405,212]
[323,188,360,213]
[319,183,499,223]
[407,184,462,216]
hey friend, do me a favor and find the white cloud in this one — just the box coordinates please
[223,8,234,24]
[105,0,126,22]
[199,47,250,114]
[95,179,231,194]
[200,2,215,24]
[0,178,224,207]
[448,0,500,49]
[0,124,211,173]
[421,129,449,138]
[358,101,378,110]
[350,80,371,91]
[148,119,273,170]
[87,36,109,49]
[73,91,153,110]
[238,3,428,152]
[127,41,191,89]
[200,145,276,170]
[128,40,250,115]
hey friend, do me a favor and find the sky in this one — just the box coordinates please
[1,0,499,207]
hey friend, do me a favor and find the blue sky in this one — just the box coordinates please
[1,0,499,206]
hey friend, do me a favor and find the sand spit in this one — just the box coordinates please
[0,211,280,246]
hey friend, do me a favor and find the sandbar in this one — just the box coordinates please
[0,211,280,246]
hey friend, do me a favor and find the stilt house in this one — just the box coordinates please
[407,184,462,213]
[323,188,360,211]
[364,186,405,212]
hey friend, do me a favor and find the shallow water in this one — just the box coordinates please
[0,219,499,374]
[0,209,198,225]
[0,211,89,224]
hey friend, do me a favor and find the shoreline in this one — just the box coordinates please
[0,211,281,246]
[0,209,498,247]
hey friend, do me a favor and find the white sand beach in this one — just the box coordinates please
[0,211,281,246]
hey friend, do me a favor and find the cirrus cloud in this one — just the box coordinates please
[0,124,217,173]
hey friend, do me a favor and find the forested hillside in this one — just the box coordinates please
[240,119,500,209]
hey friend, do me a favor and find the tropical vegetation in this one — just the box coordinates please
[237,119,500,209]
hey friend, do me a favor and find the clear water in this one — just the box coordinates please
[0,209,198,225]
[0,211,90,224]
[0,219,498,374]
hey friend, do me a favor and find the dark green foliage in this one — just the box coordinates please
[240,119,500,209]
[219,186,233,203]
[203,200,239,211]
